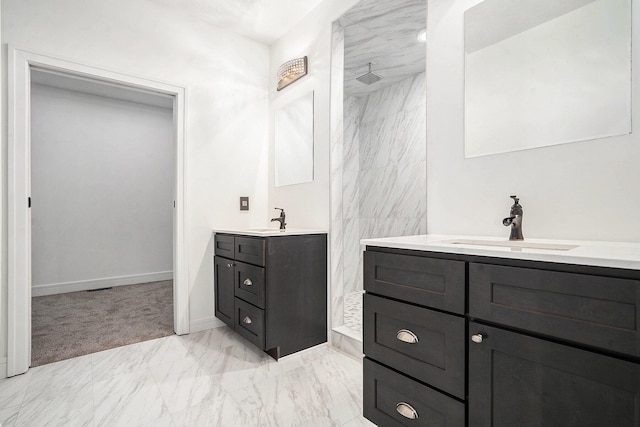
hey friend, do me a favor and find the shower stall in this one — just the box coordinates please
[329,0,427,355]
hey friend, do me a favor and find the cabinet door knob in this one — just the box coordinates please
[242,316,252,324]
[243,278,253,286]
[396,329,419,344]
[227,263,233,268]
[396,402,419,420]
[471,333,485,343]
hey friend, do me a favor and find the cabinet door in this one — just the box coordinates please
[214,256,235,328]
[469,322,640,427]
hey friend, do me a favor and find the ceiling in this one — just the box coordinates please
[147,0,326,44]
[340,0,427,98]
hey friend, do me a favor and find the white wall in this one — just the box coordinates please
[427,0,640,243]
[31,84,173,294]
[268,0,360,228]
[1,0,270,367]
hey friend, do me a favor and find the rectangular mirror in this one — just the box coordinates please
[275,91,314,186]
[464,0,632,158]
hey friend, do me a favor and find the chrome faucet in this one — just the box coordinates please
[502,195,524,240]
[270,207,286,230]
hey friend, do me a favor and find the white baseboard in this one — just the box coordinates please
[0,356,7,379]
[190,317,226,333]
[32,271,173,297]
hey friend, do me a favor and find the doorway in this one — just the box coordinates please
[7,48,189,376]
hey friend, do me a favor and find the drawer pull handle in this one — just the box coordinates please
[396,329,419,344]
[243,278,253,286]
[396,402,419,420]
[471,333,485,343]
[242,316,252,324]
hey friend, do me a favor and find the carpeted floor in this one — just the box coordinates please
[31,280,174,367]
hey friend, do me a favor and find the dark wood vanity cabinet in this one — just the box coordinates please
[214,232,327,359]
[363,246,640,427]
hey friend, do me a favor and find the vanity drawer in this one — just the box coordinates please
[364,293,465,398]
[364,251,465,314]
[469,263,640,357]
[214,234,235,259]
[234,261,265,309]
[235,236,266,267]
[234,298,265,349]
[364,358,464,427]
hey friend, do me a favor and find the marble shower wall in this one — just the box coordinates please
[342,72,427,295]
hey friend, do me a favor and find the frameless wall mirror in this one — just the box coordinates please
[275,91,314,187]
[464,0,632,158]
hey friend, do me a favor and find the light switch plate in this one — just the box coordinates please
[240,196,249,211]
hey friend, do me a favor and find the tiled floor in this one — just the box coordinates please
[0,327,375,427]
[344,291,364,333]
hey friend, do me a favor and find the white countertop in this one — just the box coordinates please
[213,227,327,237]
[361,234,640,270]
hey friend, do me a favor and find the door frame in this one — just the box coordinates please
[7,46,190,377]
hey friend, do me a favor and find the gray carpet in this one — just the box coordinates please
[31,280,174,367]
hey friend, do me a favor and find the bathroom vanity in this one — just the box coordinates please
[213,229,327,359]
[361,235,640,426]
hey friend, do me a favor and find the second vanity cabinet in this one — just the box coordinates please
[214,232,327,359]
[363,246,640,426]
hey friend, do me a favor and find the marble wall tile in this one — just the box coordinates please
[343,97,361,173]
[331,331,364,359]
[359,81,409,124]
[403,71,427,110]
[397,106,427,165]
[342,170,360,220]
[330,23,346,333]
[359,118,395,168]
[395,161,427,218]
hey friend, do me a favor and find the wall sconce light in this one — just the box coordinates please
[277,56,308,91]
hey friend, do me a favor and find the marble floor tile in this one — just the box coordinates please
[149,354,225,413]
[93,368,170,426]
[91,342,147,382]
[0,370,32,409]
[136,334,191,367]
[23,354,93,404]
[0,405,21,427]
[170,394,258,427]
[230,348,363,427]
[341,415,377,426]
[15,383,94,427]
[3,328,368,427]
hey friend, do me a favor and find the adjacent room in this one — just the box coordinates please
[29,69,175,366]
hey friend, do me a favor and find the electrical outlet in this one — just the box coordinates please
[240,197,249,211]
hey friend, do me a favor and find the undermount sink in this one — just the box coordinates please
[438,239,579,251]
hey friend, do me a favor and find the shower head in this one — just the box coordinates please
[356,62,382,85]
